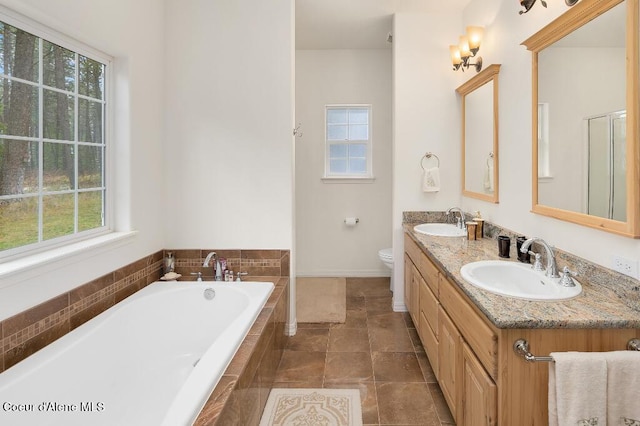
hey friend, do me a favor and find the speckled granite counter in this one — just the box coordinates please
[403,214,640,330]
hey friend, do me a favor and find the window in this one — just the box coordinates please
[0,15,109,258]
[325,105,373,179]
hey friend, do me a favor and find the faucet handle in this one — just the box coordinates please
[236,272,248,282]
[190,272,203,282]
[558,266,577,287]
[529,252,545,272]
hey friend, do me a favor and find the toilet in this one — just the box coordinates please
[378,248,394,290]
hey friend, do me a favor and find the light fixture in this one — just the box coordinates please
[519,0,579,15]
[450,26,483,73]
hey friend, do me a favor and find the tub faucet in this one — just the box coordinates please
[446,207,466,229]
[519,237,560,278]
[203,252,217,267]
[203,252,223,281]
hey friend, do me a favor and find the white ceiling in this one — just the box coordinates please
[295,0,472,50]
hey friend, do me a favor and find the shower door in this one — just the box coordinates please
[586,111,626,221]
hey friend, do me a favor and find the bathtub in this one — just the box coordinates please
[0,280,274,426]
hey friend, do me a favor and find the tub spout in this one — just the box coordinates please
[203,252,217,267]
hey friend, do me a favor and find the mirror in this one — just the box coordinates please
[523,0,640,237]
[456,64,501,203]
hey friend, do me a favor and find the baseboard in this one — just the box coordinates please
[286,320,297,336]
[393,300,408,312]
[295,269,391,278]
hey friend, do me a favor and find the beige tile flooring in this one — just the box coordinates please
[273,277,455,426]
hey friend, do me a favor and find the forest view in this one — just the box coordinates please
[0,20,106,252]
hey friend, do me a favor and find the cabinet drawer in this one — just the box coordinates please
[419,273,438,338]
[439,275,498,380]
[419,310,439,381]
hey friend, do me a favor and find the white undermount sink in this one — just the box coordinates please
[413,223,467,237]
[460,260,582,301]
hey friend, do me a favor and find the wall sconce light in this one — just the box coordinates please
[450,26,483,72]
[519,0,579,15]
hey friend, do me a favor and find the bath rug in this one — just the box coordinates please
[296,277,346,323]
[259,388,362,426]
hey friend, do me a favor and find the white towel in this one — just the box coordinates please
[483,163,494,193]
[549,352,607,426]
[422,167,440,192]
[604,351,640,425]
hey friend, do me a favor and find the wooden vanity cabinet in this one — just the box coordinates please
[405,234,498,426]
[404,232,640,425]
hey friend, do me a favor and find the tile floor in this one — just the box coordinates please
[273,277,455,426]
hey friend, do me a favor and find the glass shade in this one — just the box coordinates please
[466,26,484,50]
[459,35,471,58]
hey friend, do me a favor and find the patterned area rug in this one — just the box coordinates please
[259,388,363,426]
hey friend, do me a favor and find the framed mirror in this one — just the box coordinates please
[456,64,501,203]
[523,0,640,237]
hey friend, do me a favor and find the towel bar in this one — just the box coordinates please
[421,152,440,170]
[513,338,640,362]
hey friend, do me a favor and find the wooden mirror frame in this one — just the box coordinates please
[522,0,640,237]
[456,64,501,203]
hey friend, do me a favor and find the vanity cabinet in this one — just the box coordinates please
[405,233,497,425]
[404,231,640,425]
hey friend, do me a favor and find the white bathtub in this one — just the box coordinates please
[0,280,274,426]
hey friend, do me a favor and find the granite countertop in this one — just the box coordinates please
[404,223,640,330]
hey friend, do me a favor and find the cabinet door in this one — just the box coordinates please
[438,306,461,421]
[461,341,497,426]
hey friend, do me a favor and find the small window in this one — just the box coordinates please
[0,15,109,258]
[324,105,372,179]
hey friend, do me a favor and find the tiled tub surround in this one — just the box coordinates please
[0,249,289,425]
[194,277,289,425]
[403,211,640,329]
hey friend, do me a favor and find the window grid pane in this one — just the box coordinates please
[0,17,108,256]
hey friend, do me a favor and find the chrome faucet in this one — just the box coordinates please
[203,251,217,267]
[446,207,466,229]
[203,251,223,281]
[519,237,560,278]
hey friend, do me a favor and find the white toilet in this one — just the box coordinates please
[378,248,394,290]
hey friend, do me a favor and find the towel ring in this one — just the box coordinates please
[421,152,440,170]
[486,152,494,167]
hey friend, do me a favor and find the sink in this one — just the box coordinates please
[460,260,582,301]
[414,223,467,237]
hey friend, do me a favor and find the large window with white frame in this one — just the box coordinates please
[324,105,373,179]
[0,14,109,258]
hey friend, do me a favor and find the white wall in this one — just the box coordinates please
[392,12,465,310]
[295,49,392,277]
[0,0,166,320]
[163,0,294,251]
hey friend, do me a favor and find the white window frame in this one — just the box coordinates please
[0,6,113,262]
[323,104,374,182]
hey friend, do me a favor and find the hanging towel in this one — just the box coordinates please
[604,351,640,425]
[422,167,440,192]
[483,162,494,193]
[549,352,607,426]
